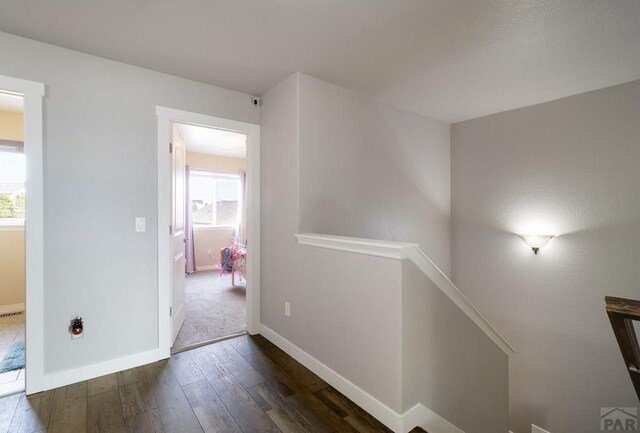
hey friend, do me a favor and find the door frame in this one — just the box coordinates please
[0,74,46,394]
[156,107,260,358]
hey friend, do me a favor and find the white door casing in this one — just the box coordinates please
[0,75,46,394]
[156,106,260,359]
[171,132,186,345]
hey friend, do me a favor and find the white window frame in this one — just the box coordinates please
[0,144,26,228]
[189,169,242,229]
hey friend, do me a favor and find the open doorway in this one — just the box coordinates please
[0,91,26,395]
[156,107,260,358]
[173,123,248,351]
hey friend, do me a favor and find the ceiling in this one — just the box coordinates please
[0,92,23,113]
[1,1,639,122]
[176,123,246,159]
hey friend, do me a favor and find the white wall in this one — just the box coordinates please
[261,73,459,418]
[0,31,258,374]
[261,74,405,411]
[451,80,640,433]
[297,74,452,275]
[402,261,508,433]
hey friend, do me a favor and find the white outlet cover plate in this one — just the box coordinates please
[135,217,146,232]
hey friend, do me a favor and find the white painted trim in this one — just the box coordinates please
[295,233,418,260]
[0,224,24,232]
[403,404,464,433]
[157,109,172,360]
[294,233,516,357]
[157,107,260,359]
[260,324,405,432]
[260,325,464,433]
[0,74,46,395]
[41,349,158,391]
[193,225,237,231]
[406,248,516,356]
[0,379,25,399]
[194,265,219,271]
[0,303,25,314]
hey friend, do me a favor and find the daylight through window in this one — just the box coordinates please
[190,170,241,227]
[0,145,25,225]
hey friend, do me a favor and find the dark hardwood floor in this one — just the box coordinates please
[0,334,400,433]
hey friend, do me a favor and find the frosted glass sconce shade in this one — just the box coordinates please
[519,234,554,254]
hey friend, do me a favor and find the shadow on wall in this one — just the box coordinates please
[297,74,452,275]
[403,260,509,433]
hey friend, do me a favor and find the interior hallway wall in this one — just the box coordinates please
[261,73,453,414]
[261,75,403,411]
[297,74,452,275]
[451,79,640,433]
[0,31,258,374]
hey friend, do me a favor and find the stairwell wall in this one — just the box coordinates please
[261,72,458,420]
[451,79,640,433]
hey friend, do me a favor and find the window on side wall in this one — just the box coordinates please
[0,143,25,227]
[189,170,241,228]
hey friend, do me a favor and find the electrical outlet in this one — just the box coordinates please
[285,302,291,317]
[207,248,213,257]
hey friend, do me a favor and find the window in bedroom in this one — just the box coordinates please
[0,143,25,226]
[189,170,241,227]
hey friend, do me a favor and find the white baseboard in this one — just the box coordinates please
[195,265,218,271]
[0,303,25,315]
[260,324,404,432]
[260,324,464,433]
[403,403,464,433]
[40,348,159,391]
[0,378,25,399]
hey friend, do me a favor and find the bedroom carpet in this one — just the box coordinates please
[173,271,246,351]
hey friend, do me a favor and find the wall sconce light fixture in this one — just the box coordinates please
[519,234,554,254]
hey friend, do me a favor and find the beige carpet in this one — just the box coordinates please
[173,271,246,350]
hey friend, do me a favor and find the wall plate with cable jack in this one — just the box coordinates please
[70,317,84,339]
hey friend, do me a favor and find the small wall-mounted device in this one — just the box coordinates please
[70,317,84,339]
[135,217,146,232]
[252,96,261,107]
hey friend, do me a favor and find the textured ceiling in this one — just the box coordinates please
[176,123,246,159]
[1,0,639,122]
